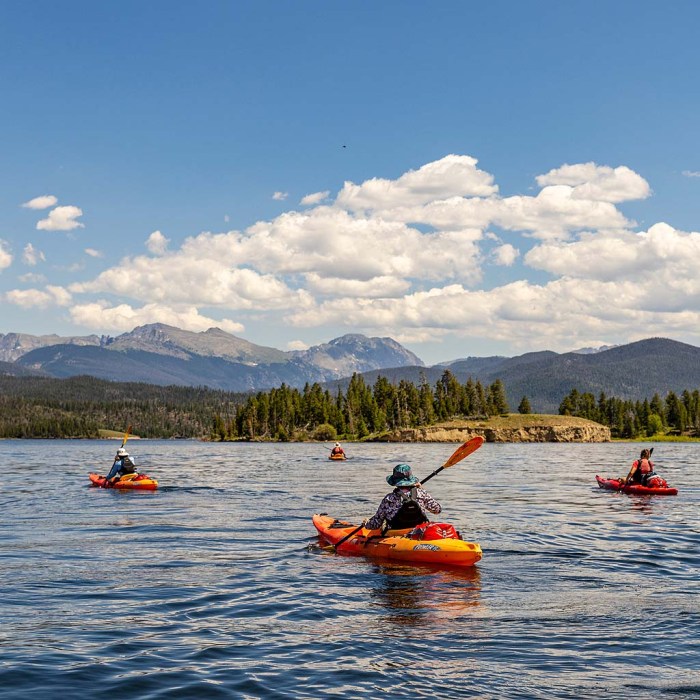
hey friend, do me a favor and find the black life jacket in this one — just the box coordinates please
[387,487,428,529]
[118,456,137,475]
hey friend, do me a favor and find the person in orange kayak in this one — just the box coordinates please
[105,447,138,485]
[330,442,346,458]
[626,448,666,487]
[365,463,442,531]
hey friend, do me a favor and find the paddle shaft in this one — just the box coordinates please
[106,425,133,486]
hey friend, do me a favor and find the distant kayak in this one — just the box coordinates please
[313,513,482,567]
[89,472,159,490]
[595,475,677,496]
[328,454,347,461]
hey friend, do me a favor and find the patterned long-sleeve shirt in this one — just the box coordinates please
[365,487,441,530]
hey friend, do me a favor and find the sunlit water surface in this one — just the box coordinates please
[1,440,698,699]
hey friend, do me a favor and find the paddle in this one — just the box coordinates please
[623,447,653,487]
[120,425,132,449]
[324,435,485,552]
[105,425,132,487]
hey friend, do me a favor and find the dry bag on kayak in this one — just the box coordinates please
[408,522,460,541]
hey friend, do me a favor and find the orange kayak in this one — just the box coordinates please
[328,454,347,461]
[313,513,482,567]
[89,473,158,490]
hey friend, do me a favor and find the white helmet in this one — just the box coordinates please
[116,448,129,458]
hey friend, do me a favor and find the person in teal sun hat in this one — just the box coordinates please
[364,463,442,531]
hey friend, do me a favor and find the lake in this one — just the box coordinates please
[0,440,698,699]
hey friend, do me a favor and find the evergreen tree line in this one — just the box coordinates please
[559,388,700,438]
[3,372,698,441]
[215,371,510,441]
[0,375,246,439]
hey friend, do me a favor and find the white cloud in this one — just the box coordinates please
[68,301,245,335]
[70,242,313,311]
[85,248,103,258]
[336,154,497,211]
[300,190,330,206]
[272,191,288,201]
[22,243,45,266]
[36,205,85,231]
[525,223,700,283]
[682,170,700,178]
[287,340,309,351]
[0,241,12,270]
[49,154,700,354]
[146,230,169,255]
[536,163,651,203]
[304,273,410,298]
[22,195,58,210]
[5,285,71,308]
[492,243,519,266]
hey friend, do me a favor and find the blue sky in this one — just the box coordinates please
[2,1,700,365]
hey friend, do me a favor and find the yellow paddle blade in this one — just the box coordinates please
[121,425,132,448]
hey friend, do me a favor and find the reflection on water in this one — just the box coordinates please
[368,563,482,628]
[0,439,698,699]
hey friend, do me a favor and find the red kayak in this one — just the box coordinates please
[595,475,677,496]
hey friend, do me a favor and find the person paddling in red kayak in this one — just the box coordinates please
[104,447,138,486]
[625,448,667,488]
[365,463,442,531]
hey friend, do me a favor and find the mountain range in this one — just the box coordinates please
[326,337,700,412]
[1,325,698,412]
[0,324,423,392]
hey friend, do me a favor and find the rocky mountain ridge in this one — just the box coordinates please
[1,324,423,391]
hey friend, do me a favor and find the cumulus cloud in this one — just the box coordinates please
[22,195,58,210]
[300,190,330,206]
[5,285,71,308]
[0,241,12,270]
[525,223,700,283]
[287,340,309,351]
[492,243,519,266]
[22,243,45,266]
[146,230,169,255]
[336,154,497,211]
[51,154,700,352]
[682,170,700,178]
[68,301,245,335]
[536,163,650,203]
[37,205,84,231]
[273,191,288,201]
[85,248,103,258]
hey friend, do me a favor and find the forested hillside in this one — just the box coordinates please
[0,376,247,438]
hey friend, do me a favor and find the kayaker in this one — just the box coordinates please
[330,442,346,458]
[365,463,442,531]
[626,448,666,487]
[105,447,138,485]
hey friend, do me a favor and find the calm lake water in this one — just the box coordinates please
[1,440,698,699]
